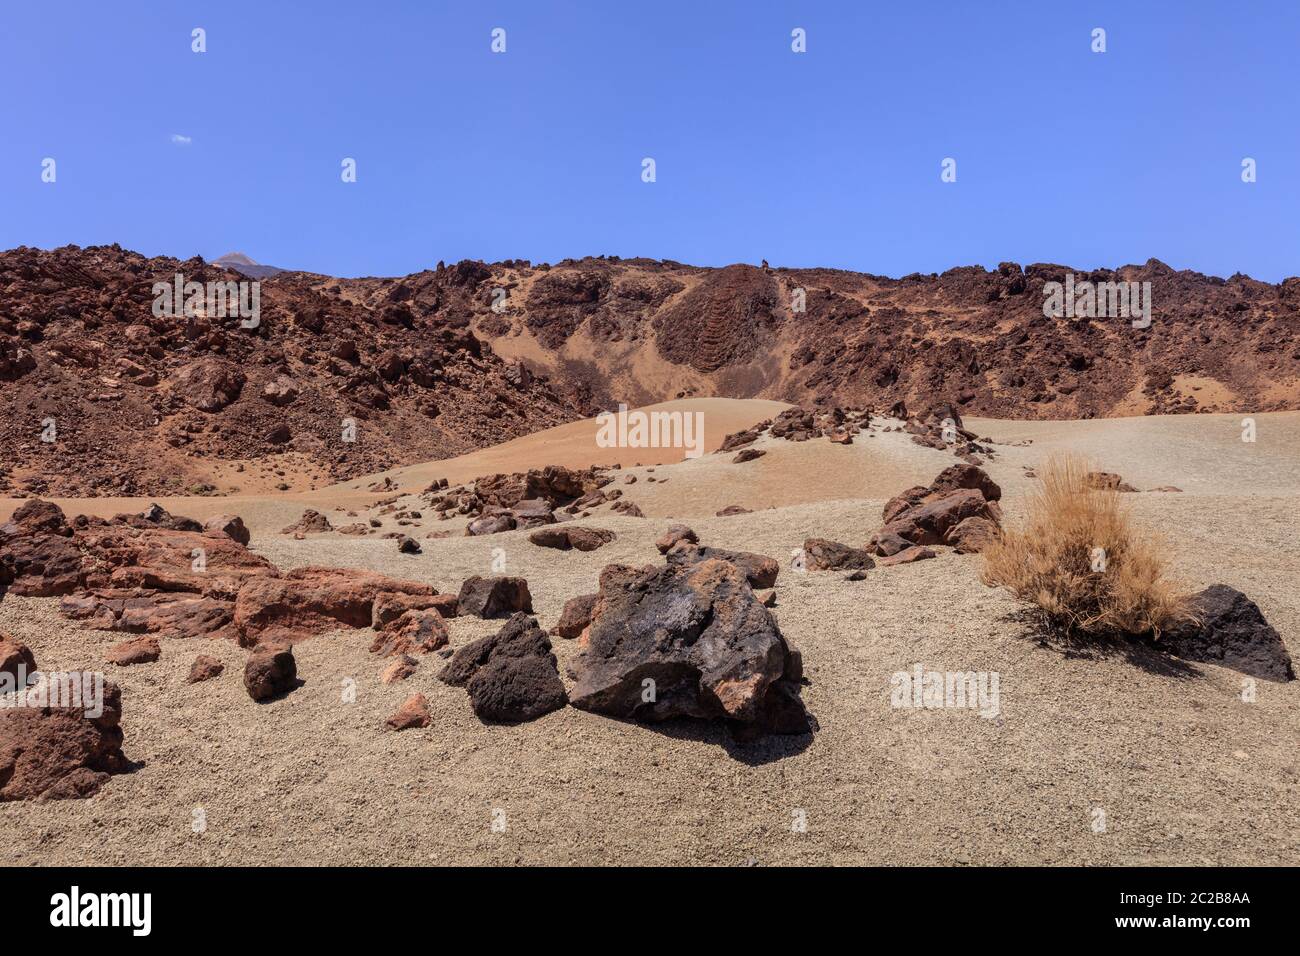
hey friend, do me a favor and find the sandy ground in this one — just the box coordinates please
[1,405,1298,865]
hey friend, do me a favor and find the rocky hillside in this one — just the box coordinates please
[3,244,1297,497]
[470,257,1300,419]
[0,245,590,497]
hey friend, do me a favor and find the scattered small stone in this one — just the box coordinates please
[386,693,431,731]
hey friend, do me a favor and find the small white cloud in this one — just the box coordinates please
[170,134,192,146]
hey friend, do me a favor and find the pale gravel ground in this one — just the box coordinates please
[1,411,1298,865]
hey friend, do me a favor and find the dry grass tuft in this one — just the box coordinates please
[981,453,1192,638]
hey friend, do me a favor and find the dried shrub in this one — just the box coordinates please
[981,453,1192,638]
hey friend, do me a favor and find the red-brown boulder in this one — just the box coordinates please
[665,543,779,589]
[802,538,876,572]
[0,678,128,801]
[106,636,161,667]
[187,655,225,683]
[370,610,449,657]
[244,643,298,701]
[552,593,599,639]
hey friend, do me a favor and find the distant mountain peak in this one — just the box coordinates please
[210,252,286,279]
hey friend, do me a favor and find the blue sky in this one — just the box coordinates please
[2,1,1297,279]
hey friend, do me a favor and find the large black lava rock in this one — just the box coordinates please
[1162,585,1295,682]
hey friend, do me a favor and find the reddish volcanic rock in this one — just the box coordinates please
[0,678,129,801]
[371,592,444,631]
[370,610,449,657]
[244,644,298,701]
[877,546,937,566]
[62,590,235,641]
[3,246,1299,497]
[1086,471,1139,492]
[204,514,250,546]
[233,567,434,646]
[5,498,71,537]
[870,465,1003,555]
[106,636,161,667]
[170,358,245,412]
[0,634,36,684]
[802,538,876,572]
[0,245,588,497]
[665,543,779,589]
[944,516,1002,554]
[187,655,225,683]
[552,593,599,639]
[380,655,419,684]
[655,524,698,554]
[0,526,85,596]
[386,693,431,731]
[428,594,459,618]
[280,509,333,535]
[878,489,994,546]
[528,526,615,552]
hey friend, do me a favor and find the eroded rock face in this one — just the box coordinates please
[61,590,235,641]
[456,576,533,619]
[439,613,567,722]
[1162,585,1296,682]
[0,523,85,596]
[569,558,810,735]
[0,678,128,801]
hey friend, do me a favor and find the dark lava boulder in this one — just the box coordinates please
[1162,585,1295,682]
[457,576,533,618]
[569,558,810,736]
[438,613,567,722]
